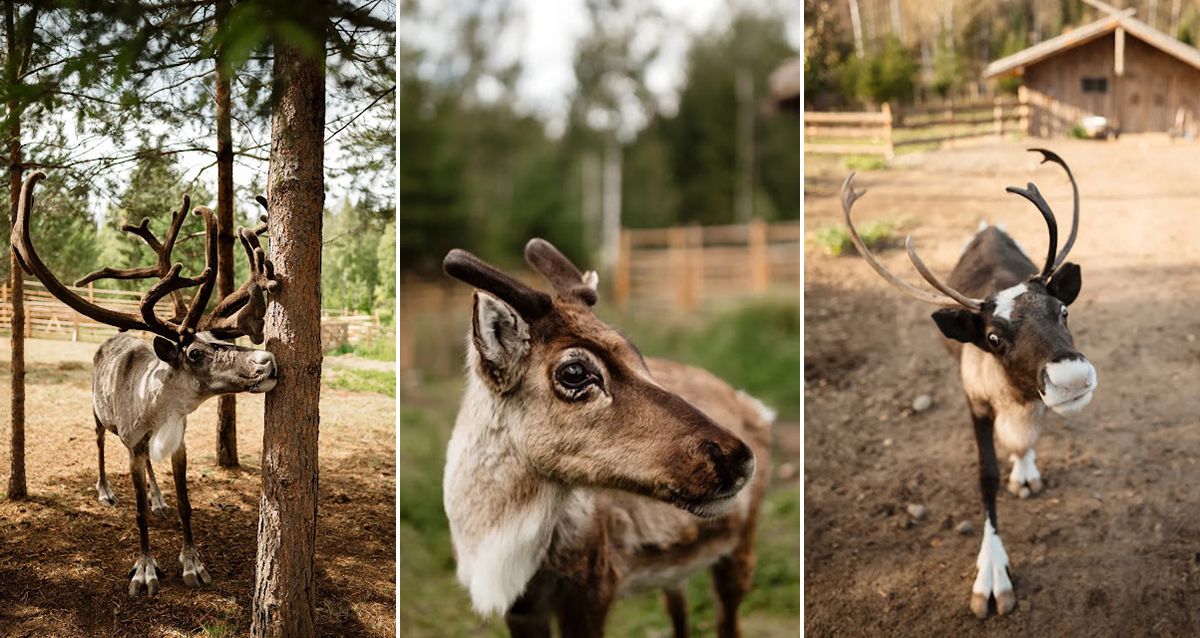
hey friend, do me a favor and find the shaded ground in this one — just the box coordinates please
[0,338,395,637]
[805,138,1200,636]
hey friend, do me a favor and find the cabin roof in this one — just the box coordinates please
[983,9,1200,78]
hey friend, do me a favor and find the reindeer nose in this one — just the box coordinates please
[703,440,756,496]
[1042,354,1095,392]
[252,350,277,376]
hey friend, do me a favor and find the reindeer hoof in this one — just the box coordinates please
[970,593,990,619]
[96,482,116,506]
[151,503,171,518]
[995,590,1017,615]
[128,555,160,597]
[179,546,212,588]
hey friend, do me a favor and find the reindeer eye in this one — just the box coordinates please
[556,362,595,390]
[1060,306,1068,319]
[186,348,204,363]
[987,333,1001,347]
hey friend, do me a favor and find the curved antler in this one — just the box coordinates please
[11,172,216,345]
[443,248,553,320]
[524,238,598,306]
[1005,182,1059,282]
[841,173,982,310]
[1028,148,1079,274]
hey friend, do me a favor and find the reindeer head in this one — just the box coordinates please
[11,172,280,396]
[444,240,755,518]
[842,149,1097,415]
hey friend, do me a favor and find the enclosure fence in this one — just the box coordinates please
[0,280,383,349]
[399,219,800,377]
[804,96,1030,158]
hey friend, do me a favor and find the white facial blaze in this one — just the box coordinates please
[973,519,1012,598]
[992,283,1027,321]
[1041,357,1097,414]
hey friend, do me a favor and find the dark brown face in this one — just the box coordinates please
[932,266,1097,414]
[153,333,278,395]
[472,293,756,518]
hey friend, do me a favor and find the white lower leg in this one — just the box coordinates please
[970,520,1015,618]
[1007,449,1042,498]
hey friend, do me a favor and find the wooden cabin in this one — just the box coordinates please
[984,9,1200,138]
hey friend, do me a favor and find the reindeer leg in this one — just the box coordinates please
[145,458,170,517]
[712,530,755,638]
[172,443,211,587]
[505,581,551,638]
[969,406,1015,618]
[127,444,161,596]
[662,586,689,638]
[94,412,116,506]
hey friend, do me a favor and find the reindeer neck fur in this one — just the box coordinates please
[443,347,607,617]
[93,334,208,460]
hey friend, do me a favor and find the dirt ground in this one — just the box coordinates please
[0,338,395,637]
[804,138,1200,636]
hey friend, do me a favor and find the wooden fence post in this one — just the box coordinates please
[881,102,894,160]
[994,96,1004,139]
[1018,85,1030,135]
[688,225,704,309]
[945,98,956,146]
[749,218,769,293]
[614,228,631,309]
[668,226,691,312]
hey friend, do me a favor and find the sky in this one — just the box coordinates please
[407,0,801,136]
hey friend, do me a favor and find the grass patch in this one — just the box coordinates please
[843,154,888,171]
[324,367,396,397]
[327,333,396,362]
[811,219,895,257]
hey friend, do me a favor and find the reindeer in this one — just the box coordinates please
[440,239,774,638]
[841,149,1098,618]
[10,172,280,596]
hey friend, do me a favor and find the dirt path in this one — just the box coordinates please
[805,139,1200,635]
[0,338,395,637]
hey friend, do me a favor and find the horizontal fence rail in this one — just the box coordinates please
[0,280,382,349]
[805,96,1030,158]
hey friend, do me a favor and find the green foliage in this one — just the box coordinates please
[328,335,396,362]
[843,154,888,171]
[1068,125,1089,139]
[323,198,387,313]
[812,220,894,257]
[840,37,916,105]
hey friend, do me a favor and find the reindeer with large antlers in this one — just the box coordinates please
[842,149,1098,618]
[10,172,280,596]
[441,239,773,637]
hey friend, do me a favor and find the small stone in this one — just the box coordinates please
[907,503,928,520]
[1188,333,1196,342]
[1019,599,1032,612]
[956,520,975,535]
[912,394,934,413]
[883,437,894,447]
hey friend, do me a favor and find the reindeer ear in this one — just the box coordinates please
[471,291,531,392]
[931,308,984,347]
[153,336,180,365]
[1048,263,1081,306]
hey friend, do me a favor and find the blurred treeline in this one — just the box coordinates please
[806,0,1200,108]
[399,1,801,277]
[0,2,395,319]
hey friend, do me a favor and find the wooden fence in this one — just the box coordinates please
[805,96,1030,158]
[614,219,800,312]
[0,280,382,349]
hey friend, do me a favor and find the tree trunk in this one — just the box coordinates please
[250,32,325,638]
[6,1,26,501]
[214,0,238,468]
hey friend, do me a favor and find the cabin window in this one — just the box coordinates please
[1082,77,1108,93]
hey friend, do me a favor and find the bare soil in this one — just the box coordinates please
[0,338,395,637]
[805,138,1200,636]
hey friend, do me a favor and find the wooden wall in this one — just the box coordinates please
[1023,32,1200,137]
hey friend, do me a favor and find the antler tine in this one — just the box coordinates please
[140,263,208,342]
[1005,182,1059,281]
[524,238,598,306]
[1028,148,1078,274]
[252,196,269,235]
[905,237,983,310]
[179,206,219,337]
[443,248,553,320]
[841,173,978,309]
